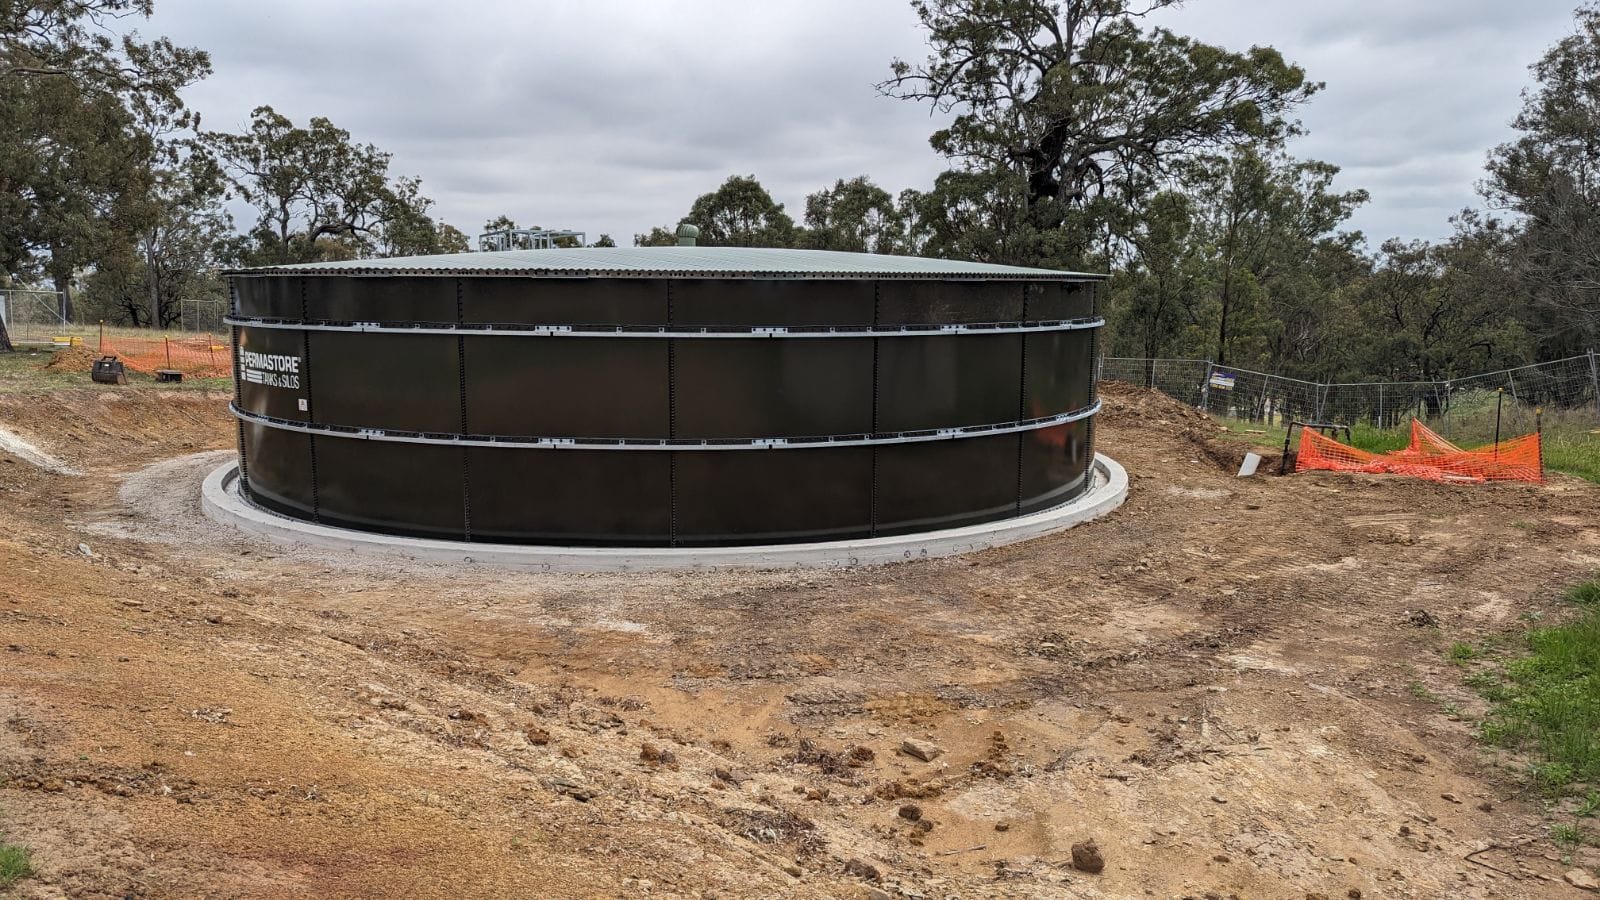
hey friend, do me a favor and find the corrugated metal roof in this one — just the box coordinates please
[226,247,1103,280]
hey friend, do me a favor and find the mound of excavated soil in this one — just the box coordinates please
[1099,380,1282,472]
[43,345,100,371]
[1098,378,1217,427]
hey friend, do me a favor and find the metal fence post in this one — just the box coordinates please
[1378,383,1384,428]
[1199,361,1214,412]
[1589,348,1600,414]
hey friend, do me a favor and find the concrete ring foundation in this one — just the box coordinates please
[202,453,1127,572]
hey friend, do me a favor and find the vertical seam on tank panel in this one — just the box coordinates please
[1015,283,1029,512]
[300,277,320,522]
[456,278,472,542]
[1087,282,1100,467]
[230,309,249,498]
[667,281,678,547]
[869,281,881,537]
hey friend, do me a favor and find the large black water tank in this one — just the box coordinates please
[226,247,1104,547]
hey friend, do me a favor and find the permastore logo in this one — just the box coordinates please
[240,350,303,389]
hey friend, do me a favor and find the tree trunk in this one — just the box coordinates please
[1216,277,1231,366]
[146,243,162,330]
[52,272,75,325]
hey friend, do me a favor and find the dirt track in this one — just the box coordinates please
[2,383,1598,898]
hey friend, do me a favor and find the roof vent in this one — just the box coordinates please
[676,224,700,247]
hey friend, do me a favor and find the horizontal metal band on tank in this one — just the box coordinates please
[229,270,1099,281]
[225,315,1104,338]
[230,400,1102,451]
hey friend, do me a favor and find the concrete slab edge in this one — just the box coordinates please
[201,454,1128,572]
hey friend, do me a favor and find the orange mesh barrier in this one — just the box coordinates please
[99,334,232,379]
[1295,420,1543,484]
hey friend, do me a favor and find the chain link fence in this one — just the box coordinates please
[0,289,68,343]
[1101,352,1600,443]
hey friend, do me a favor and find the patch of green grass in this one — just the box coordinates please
[1479,578,1600,796]
[1212,418,1289,449]
[1347,423,1412,454]
[0,838,32,889]
[1544,431,1600,486]
[1448,641,1479,664]
[1569,581,1600,607]
[1408,680,1437,701]
[1578,790,1600,818]
[1553,822,1586,848]
[1465,669,1510,702]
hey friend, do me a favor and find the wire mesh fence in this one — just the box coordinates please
[1101,351,1600,442]
[0,289,68,343]
[176,298,228,334]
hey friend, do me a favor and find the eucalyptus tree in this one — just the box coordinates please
[210,106,441,264]
[1188,147,1367,368]
[683,175,797,248]
[1345,216,1529,384]
[801,176,907,254]
[879,0,1320,268]
[1483,2,1600,357]
[1,0,209,325]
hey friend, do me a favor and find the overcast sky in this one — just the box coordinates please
[139,0,1582,250]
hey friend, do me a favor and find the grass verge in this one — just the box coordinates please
[1476,578,1600,795]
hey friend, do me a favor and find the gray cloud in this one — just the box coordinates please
[143,0,1581,249]
[1153,0,1578,241]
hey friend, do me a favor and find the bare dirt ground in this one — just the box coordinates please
[2,382,1599,898]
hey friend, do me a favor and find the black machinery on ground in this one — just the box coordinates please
[91,355,127,385]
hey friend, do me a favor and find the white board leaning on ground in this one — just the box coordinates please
[1237,452,1262,477]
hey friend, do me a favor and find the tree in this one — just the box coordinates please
[1,2,206,96]
[880,0,1319,267]
[374,176,468,257]
[1108,190,1202,360]
[1187,147,1367,366]
[435,223,470,254]
[1344,215,1529,384]
[1,0,210,325]
[683,175,796,247]
[482,215,517,233]
[801,176,906,254]
[1483,2,1600,357]
[591,234,617,247]
[210,106,437,265]
[136,152,232,327]
[901,169,1037,263]
[633,226,678,247]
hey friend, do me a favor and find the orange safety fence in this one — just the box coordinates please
[98,334,233,379]
[1294,419,1543,484]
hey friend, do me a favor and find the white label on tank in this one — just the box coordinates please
[240,350,303,390]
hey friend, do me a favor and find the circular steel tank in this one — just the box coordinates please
[226,248,1105,547]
